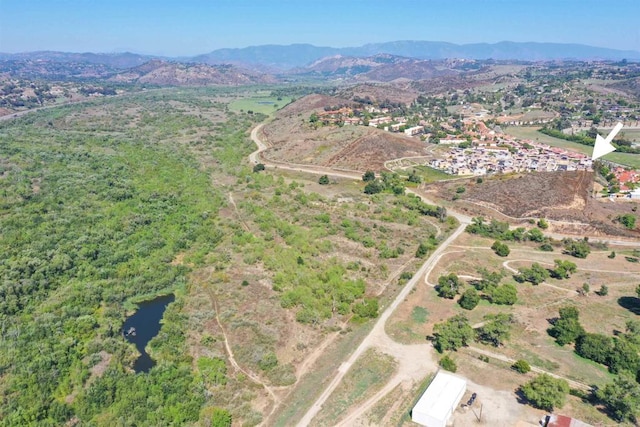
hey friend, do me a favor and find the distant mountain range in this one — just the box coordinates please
[2,41,639,72]
[194,41,640,69]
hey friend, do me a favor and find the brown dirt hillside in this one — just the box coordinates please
[428,171,640,237]
[262,94,427,171]
[339,83,418,105]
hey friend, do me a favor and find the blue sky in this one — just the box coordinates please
[1,0,639,55]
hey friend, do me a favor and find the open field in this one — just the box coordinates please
[310,349,398,426]
[504,126,640,168]
[229,95,294,115]
[385,230,640,424]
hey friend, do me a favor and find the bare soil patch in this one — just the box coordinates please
[262,95,427,171]
[428,171,640,237]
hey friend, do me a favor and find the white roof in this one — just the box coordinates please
[412,371,467,426]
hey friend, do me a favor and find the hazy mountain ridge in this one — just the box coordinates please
[3,41,639,73]
[289,54,471,82]
[197,41,640,69]
[0,51,154,69]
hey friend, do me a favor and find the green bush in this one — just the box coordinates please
[439,355,457,372]
[520,374,569,411]
[491,240,510,257]
[512,359,531,374]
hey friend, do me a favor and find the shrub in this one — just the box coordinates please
[352,298,379,319]
[318,175,329,185]
[439,355,457,372]
[362,170,375,182]
[618,214,637,229]
[512,359,531,374]
[253,163,265,172]
[489,284,518,305]
[537,218,549,229]
[491,240,510,257]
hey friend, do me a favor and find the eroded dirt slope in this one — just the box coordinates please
[262,94,427,171]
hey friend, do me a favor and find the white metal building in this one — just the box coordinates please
[412,371,467,427]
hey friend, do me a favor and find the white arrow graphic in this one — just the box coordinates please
[592,122,623,160]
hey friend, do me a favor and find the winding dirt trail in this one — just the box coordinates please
[248,123,640,426]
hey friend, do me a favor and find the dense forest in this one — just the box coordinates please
[0,91,254,425]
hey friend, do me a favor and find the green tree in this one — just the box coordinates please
[575,333,613,365]
[362,170,376,182]
[209,407,233,427]
[548,306,585,346]
[458,288,480,310]
[491,240,510,257]
[598,284,609,296]
[415,241,432,258]
[607,337,640,374]
[253,163,265,172]
[517,262,549,285]
[526,227,545,242]
[618,214,637,230]
[363,180,383,194]
[520,374,569,411]
[439,355,457,372]
[563,239,590,258]
[476,313,513,346]
[407,170,422,183]
[512,359,531,374]
[432,314,474,353]
[435,273,462,299]
[539,243,554,252]
[475,267,505,290]
[552,259,577,279]
[596,374,640,423]
[318,175,329,185]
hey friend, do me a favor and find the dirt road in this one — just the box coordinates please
[249,123,638,426]
[295,223,468,427]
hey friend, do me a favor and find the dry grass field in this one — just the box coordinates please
[383,230,640,425]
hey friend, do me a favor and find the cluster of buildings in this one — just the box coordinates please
[614,167,640,192]
[430,138,592,176]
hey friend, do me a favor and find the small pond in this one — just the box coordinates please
[123,293,175,373]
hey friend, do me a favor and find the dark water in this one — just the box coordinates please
[123,293,175,373]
